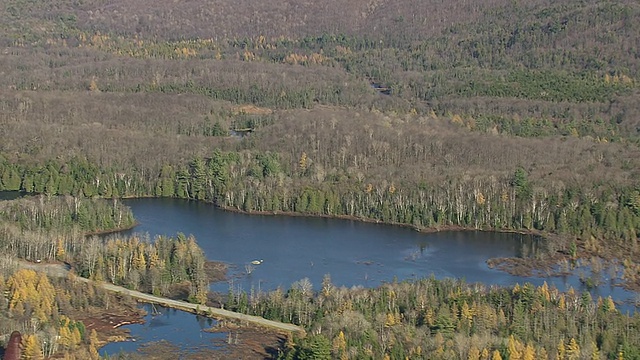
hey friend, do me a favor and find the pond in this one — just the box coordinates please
[100,304,225,356]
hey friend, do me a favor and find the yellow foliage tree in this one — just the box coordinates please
[59,325,73,349]
[512,283,521,295]
[557,340,566,360]
[56,238,66,259]
[21,334,43,360]
[491,349,503,360]
[559,295,566,311]
[434,332,445,357]
[243,49,256,61]
[460,301,474,331]
[195,286,208,305]
[501,190,510,203]
[537,347,548,360]
[523,343,535,360]
[299,152,308,173]
[35,272,56,321]
[88,78,99,92]
[365,183,373,194]
[539,282,551,302]
[133,244,147,270]
[385,312,398,327]
[88,329,101,359]
[590,341,600,360]
[508,335,523,360]
[58,316,83,351]
[71,327,82,349]
[468,345,481,360]
[8,269,56,322]
[566,338,580,360]
[148,248,161,268]
[332,330,347,359]
[606,296,616,312]
[413,345,422,357]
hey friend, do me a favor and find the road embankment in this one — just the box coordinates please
[17,260,306,336]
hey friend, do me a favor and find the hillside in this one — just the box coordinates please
[0,0,638,240]
[2,0,640,358]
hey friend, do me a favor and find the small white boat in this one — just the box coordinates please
[250,259,264,265]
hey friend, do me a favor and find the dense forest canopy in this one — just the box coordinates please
[0,0,638,298]
[1,0,640,358]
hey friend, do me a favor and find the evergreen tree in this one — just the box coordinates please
[298,334,331,360]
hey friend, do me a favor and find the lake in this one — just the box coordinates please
[3,195,628,356]
[118,198,637,307]
[2,191,637,356]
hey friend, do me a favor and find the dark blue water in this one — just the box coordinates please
[100,304,225,356]
[120,198,638,312]
[0,191,25,200]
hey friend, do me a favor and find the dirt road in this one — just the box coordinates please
[17,260,305,335]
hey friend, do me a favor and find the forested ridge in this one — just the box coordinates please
[1,0,640,358]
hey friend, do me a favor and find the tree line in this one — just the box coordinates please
[224,275,640,359]
[75,233,209,303]
[2,149,638,288]
[0,195,134,262]
[0,196,210,303]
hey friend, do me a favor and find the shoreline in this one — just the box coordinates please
[7,192,639,296]
[126,197,640,295]
[215,203,547,238]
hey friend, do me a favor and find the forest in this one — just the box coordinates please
[229,276,640,360]
[0,196,212,359]
[1,0,640,358]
